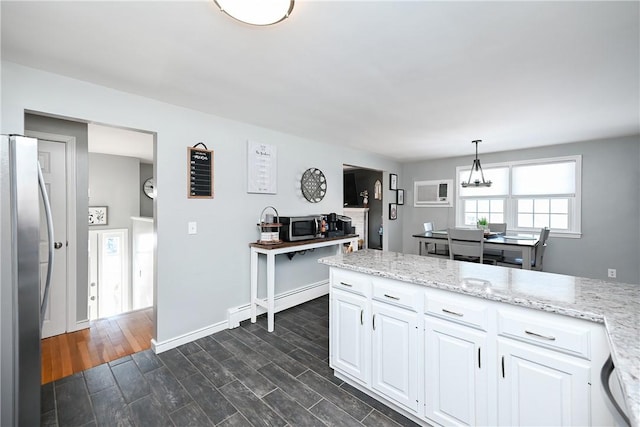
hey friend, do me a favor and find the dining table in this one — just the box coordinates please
[412,230,540,270]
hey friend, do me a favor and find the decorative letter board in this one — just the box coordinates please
[188,145,214,199]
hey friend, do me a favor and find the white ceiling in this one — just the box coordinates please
[2,1,638,161]
[88,123,154,163]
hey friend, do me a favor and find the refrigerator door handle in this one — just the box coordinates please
[38,161,55,327]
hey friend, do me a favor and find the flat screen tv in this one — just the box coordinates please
[343,172,359,206]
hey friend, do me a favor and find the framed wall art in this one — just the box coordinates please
[397,189,405,205]
[390,173,398,190]
[188,143,214,199]
[247,140,277,194]
[389,203,398,220]
[88,206,108,225]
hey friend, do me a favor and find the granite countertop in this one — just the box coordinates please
[319,249,640,426]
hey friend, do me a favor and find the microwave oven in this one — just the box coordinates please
[279,215,322,241]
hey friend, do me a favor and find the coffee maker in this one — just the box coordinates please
[323,213,353,237]
[325,213,341,237]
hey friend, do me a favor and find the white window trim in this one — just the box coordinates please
[456,155,582,238]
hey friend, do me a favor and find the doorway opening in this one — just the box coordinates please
[24,113,157,383]
[343,164,384,250]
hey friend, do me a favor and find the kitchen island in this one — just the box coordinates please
[319,249,639,426]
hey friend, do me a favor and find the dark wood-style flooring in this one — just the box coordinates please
[40,296,422,427]
[41,308,154,384]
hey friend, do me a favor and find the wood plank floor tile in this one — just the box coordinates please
[41,308,153,384]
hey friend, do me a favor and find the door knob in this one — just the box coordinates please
[90,296,96,301]
[54,242,63,249]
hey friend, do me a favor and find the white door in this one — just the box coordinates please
[424,316,489,426]
[38,140,67,338]
[331,289,369,384]
[498,339,591,426]
[371,302,418,412]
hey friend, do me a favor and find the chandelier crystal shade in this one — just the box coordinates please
[461,140,492,188]
[213,0,294,26]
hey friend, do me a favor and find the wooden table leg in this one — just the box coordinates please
[250,248,258,323]
[266,252,275,332]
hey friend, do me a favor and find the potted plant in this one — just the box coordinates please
[477,217,488,231]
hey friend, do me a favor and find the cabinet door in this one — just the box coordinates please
[424,316,489,426]
[498,339,590,426]
[371,302,418,412]
[331,289,369,384]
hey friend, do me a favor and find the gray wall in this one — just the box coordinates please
[139,162,153,218]
[2,62,403,345]
[401,135,640,283]
[88,153,140,229]
[23,113,90,321]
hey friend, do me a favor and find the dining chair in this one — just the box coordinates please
[487,223,507,234]
[424,222,448,256]
[498,227,550,271]
[485,222,507,260]
[447,228,488,264]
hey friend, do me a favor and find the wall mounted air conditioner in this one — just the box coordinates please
[414,179,453,207]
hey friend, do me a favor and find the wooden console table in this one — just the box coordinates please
[249,234,359,332]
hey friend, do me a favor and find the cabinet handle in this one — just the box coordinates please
[384,294,400,300]
[373,314,376,330]
[442,308,464,317]
[360,309,364,325]
[340,281,352,287]
[525,330,556,341]
[501,356,505,378]
[478,347,481,369]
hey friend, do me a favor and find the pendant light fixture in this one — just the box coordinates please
[461,140,492,188]
[213,0,294,26]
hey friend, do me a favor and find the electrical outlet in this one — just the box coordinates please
[607,268,616,279]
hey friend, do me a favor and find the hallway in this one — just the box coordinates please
[42,308,153,384]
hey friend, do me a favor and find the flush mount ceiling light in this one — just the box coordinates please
[461,140,492,188]
[213,0,294,26]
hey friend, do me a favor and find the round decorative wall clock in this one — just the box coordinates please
[300,167,327,203]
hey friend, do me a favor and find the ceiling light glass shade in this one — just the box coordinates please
[461,140,492,188]
[214,0,294,26]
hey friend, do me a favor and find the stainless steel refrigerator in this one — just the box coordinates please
[1,135,55,426]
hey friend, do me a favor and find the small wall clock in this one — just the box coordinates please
[301,168,327,203]
[143,177,156,199]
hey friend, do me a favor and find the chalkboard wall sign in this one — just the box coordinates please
[188,144,214,199]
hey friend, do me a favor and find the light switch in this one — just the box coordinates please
[188,221,197,235]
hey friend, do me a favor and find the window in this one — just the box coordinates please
[456,156,581,237]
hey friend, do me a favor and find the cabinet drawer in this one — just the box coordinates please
[331,268,369,295]
[497,310,591,359]
[372,279,421,311]
[424,292,489,331]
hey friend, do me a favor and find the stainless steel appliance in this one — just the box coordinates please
[279,215,322,241]
[1,135,55,426]
[323,213,352,238]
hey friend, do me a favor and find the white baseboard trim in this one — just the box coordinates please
[150,280,328,354]
[68,319,90,333]
[151,319,228,354]
[227,280,329,329]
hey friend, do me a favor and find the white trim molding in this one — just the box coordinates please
[151,319,228,354]
[229,279,329,329]
[150,279,329,354]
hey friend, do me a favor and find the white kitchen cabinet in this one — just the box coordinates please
[371,301,419,412]
[328,266,615,427]
[331,288,369,384]
[497,338,591,427]
[424,316,489,426]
